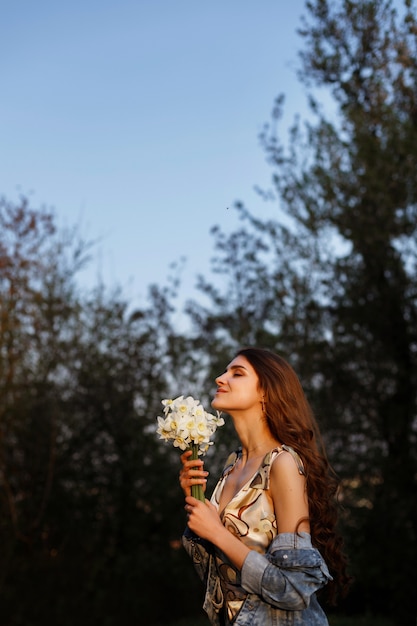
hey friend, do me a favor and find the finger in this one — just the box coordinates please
[185,495,201,506]
[182,463,203,477]
[185,459,205,471]
[180,450,193,464]
[180,469,208,483]
[188,469,208,479]
[185,477,207,489]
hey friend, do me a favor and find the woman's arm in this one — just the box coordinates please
[185,449,329,611]
[186,497,330,610]
[241,532,331,610]
[269,448,310,534]
[186,447,309,564]
[185,495,251,569]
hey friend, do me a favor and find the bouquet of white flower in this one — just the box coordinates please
[156,395,224,501]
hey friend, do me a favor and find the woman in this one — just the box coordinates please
[179,347,350,626]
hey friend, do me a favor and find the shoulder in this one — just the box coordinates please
[278,444,305,476]
[269,447,310,533]
[270,446,306,489]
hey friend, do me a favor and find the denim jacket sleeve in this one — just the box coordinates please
[182,525,212,582]
[182,526,223,626]
[241,532,332,611]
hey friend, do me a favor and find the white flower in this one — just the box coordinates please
[156,395,224,455]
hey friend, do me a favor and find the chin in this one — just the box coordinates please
[211,396,224,410]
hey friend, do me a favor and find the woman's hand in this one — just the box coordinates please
[179,449,209,497]
[185,496,223,542]
[185,494,251,570]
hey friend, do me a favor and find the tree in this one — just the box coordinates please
[0,197,201,625]
[186,1,417,622]
[0,196,88,547]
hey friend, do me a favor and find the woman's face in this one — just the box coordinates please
[211,355,263,413]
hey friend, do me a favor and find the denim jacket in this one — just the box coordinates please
[182,529,332,625]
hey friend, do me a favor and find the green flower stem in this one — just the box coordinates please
[190,443,205,502]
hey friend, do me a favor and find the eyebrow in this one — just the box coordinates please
[226,364,248,372]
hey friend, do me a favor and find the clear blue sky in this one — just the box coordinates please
[2,0,309,308]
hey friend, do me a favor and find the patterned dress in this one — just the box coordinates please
[210,445,305,624]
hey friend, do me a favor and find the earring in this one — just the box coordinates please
[261,397,266,413]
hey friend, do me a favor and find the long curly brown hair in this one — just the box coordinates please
[236,347,351,604]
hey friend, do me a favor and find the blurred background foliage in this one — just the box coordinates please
[1,1,417,625]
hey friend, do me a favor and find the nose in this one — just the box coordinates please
[215,372,226,386]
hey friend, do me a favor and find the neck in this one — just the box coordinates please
[240,439,278,461]
[228,411,278,461]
